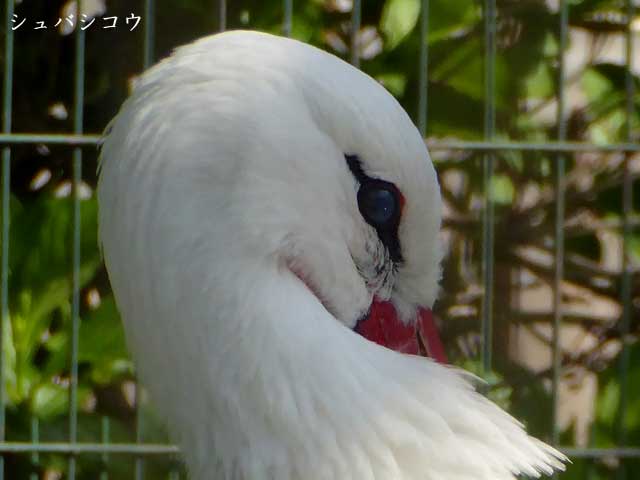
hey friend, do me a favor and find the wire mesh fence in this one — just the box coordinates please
[0,0,638,479]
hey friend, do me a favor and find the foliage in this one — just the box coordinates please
[0,0,638,478]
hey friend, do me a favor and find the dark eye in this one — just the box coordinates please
[357,181,400,228]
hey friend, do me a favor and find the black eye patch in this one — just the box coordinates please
[345,154,403,264]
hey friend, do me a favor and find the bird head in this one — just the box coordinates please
[214,37,448,358]
[98,30,564,480]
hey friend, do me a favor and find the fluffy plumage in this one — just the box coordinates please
[98,30,566,479]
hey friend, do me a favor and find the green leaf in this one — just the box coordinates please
[491,175,515,204]
[79,296,132,384]
[582,66,613,102]
[4,193,102,407]
[594,343,640,448]
[524,62,554,99]
[597,378,619,425]
[31,382,68,420]
[430,38,509,109]
[2,312,16,403]
[459,359,512,410]
[427,0,478,44]
[376,72,408,96]
[381,0,421,50]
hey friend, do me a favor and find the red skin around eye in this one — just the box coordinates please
[352,190,447,363]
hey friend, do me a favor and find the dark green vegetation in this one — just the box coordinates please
[0,0,638,478]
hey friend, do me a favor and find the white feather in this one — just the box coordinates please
[98,30,566,479]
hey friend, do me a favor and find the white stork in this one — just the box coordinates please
[97,30,566,480]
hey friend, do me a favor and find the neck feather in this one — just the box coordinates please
[145,262,565,480]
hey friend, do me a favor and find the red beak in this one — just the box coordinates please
[354,298,447,363]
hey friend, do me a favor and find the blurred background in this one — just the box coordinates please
[0,0,638,478]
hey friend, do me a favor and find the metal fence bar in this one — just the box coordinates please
[350,0,361,67]
[100,416,110,480]
[0,133,101,145]
[417,0,429,136]
[283,0,293,37]
[144,0,156,69]
[0,0,14,478]
[616,1,637,478]
[0,443,180,455]
[134,391,145,479]
[481,0,496,374]
[0,441,637,460]
[426,140,640,153]
[1,134,639,153]
[218,0,227,32]
[68,2,87,478]
[561,448,640,459]
[551,0,568,449]
[29,418,38,480]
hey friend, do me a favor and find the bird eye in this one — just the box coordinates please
[357,181,400,228]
